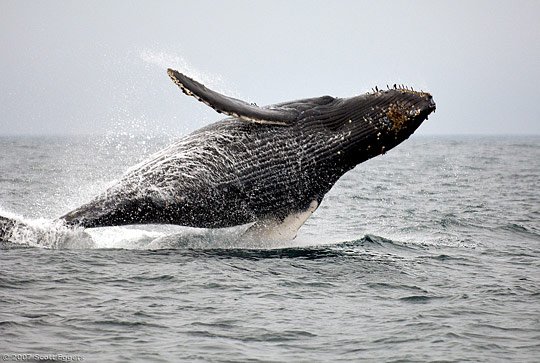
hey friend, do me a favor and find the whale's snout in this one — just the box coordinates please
[346,87,435,137]
[376,88,436,139]
[427,93,436,112]
[417,91,436,118]
[332,86,436,166]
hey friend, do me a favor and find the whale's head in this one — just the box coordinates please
[332,86,436,165]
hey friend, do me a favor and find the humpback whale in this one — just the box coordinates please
[0,69,436,242]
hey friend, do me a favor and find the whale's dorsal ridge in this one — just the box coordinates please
[168,68,302,126]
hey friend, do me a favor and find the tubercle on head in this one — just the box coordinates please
[368,84,431,99]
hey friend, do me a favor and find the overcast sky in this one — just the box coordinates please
[1,0,539,136]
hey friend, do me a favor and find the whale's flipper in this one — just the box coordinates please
[242,200,319,241]
[167,68,299,125]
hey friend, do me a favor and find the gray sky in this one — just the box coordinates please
[1,0,539,136]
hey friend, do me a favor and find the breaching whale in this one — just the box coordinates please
[0,69,436,242]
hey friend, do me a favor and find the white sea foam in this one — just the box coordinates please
[2,214,94,249]
[1,210,316,250]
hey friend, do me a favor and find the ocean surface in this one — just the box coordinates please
[0,135,539,362]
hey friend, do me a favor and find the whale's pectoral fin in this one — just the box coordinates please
[242,200,319,241]
[167,68,299,125]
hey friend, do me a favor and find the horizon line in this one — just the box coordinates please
[0,132,539,138]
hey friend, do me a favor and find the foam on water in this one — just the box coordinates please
[1,212,93,249]
[1,209,343,251]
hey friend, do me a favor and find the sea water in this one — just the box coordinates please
[0,135,539,362]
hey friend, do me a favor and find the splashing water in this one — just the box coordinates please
[2,213,94,249]
[1,207,315,250]
[140,50,220,90]
[139,49,241,98]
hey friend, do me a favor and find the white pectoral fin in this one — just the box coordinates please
[242,200,319,241]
